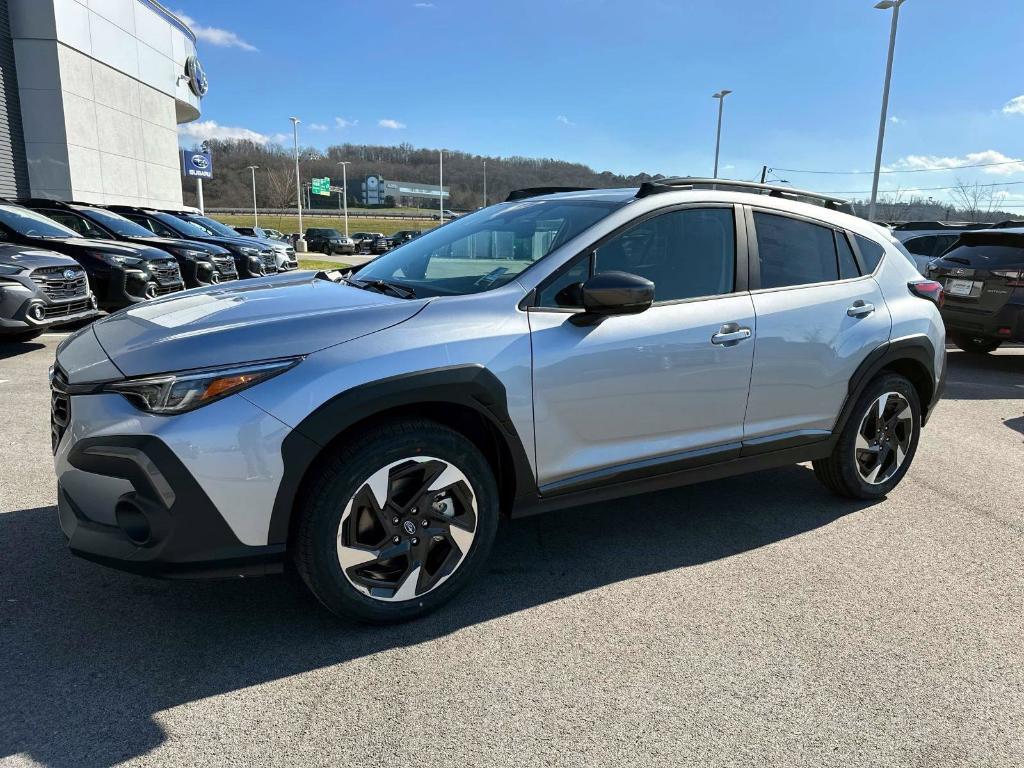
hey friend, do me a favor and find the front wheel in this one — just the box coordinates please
[951,334,1001,354]
[294,419,499,623]
[813,373,921,499]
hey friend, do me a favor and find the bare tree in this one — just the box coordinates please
[263,168,296,209]
[949,178,996,222]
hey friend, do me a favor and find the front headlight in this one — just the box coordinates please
[238,247,259,257]
[174,248,207,260]
[99,252,143,267]
[105,358,301,414]
[0,263,24,275]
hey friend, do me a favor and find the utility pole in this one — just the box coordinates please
[290,117,303,241]
[868,0,906,223]
[246,165,259,226]
[336,161,351,237]
[483,159,487,207]
[712,90,732,178]
[760,165,768,184]
[439,150,444,223]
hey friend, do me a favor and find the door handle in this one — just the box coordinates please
[847,301,875,318]
[711,325,752,346]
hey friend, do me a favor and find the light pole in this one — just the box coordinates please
[712,90,732,179]
[336,160,351,237]
[245,165,259,226]
[289,117,303,238]
[868,0,906,223]
[439,149,444,223]
[483,159,487,207]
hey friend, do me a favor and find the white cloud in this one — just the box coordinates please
[178,120,273,144]
[888,149,1024,176]
[413,2,435,6]
[378,119,406,129]
[555,115,575,126]
[309,123,328,131]
[1002,95,1024,115]
[335,117,358,129]
[175,11,257,51]
[889,115,904,124]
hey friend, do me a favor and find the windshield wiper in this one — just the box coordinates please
[354,278,416,299]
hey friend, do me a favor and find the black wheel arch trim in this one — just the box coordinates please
[268,364,537,545]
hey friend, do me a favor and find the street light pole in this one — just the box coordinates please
[439,150,444,223]
[483,159,487,207]
[712,90,732,179]
[868,0,906,223]
[336,161,351,237]
[246,165,259,227]
[289,117,303,237]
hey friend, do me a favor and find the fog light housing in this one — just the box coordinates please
[29,303,46,321]
[115,500,151,545]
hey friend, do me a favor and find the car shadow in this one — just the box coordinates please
[0,464,875,767]
[0,341,45,360]
[941,346,1023,402]
[1004,415,1024,437]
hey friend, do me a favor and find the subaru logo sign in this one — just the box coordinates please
[191,154,209,170]
[182,149,214,180]
[184,55,208,98]
[62,269,77,280]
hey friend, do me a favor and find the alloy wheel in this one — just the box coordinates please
[855,391,914,485]
[336,456,477,602]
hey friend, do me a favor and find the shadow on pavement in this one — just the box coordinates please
[0,465,874,767]
[941,347,1023,402]
[0,341,45,360]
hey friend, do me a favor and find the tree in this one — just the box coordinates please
[949,178,996,222]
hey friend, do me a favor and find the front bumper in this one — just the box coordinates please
[0,281,100,334]
[53,388,292,578]
[941,298,1024,342]
[94,266,185,309]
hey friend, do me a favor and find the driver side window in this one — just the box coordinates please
[537,207,736,307]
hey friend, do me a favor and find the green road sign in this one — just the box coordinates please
[311,177,330,196]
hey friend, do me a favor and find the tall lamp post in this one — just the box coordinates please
[289,117,303,240]
[712,90,732,179]
[336,160,351,237]
[245,165,259,227]
[483,159,487,207]
[868,0,906,223]
[439,149,444,223]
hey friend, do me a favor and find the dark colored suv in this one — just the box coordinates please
[391,229,422,245]
[305,228,356,255]
[0,244,99,340]
[107,206,277,279]
[927,227,1024,353]
[0,202,184,309]
[22,200,237,287]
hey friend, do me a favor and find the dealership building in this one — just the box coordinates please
[360,175,449,207]
[0,0,202,208]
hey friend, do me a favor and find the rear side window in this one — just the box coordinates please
[835,232,860,280]
[904,234,959,258]
[753,212,838,289]
[854,234,886,272]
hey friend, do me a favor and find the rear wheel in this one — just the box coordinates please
[813,373,920,499]
[951,334,1001,354]
[294,419,499,623]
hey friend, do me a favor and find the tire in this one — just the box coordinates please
[2,329,44,342]
[294,419,499,623]
[951,334,1001,354]
[813,373,921,500]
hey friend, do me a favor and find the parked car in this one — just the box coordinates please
[0,202,184,309]
[22,199,237,287]
[350,231,388,253]
[304,228,356,255]
[430,209,460,221]
[107,206,277,279]
[892,221,988,275]
[51,179,945,623]
[391,229,422,245]
[925,226,1024,353]
[166,211,298,271]
[0,244,99,341]
[263,228,290,243]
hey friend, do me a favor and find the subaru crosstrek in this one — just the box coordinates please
[0,244,99,341]
[51,180,946,623]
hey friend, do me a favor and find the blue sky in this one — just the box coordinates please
[176,0,1024,207]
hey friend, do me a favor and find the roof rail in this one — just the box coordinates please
[990,219,1024,229]
[505,186,594,202]
[635,177,854,213]
[892,220,988,231]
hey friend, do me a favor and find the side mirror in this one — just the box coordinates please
[572,271,654,325]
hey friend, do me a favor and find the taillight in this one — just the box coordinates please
[992,269,1024,287]
[908,280,944,308]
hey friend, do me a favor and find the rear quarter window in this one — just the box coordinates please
[853,234,887,272]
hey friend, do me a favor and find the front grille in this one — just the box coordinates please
[261,251,276,271]
[43,298,92,319]
[153,283,184,296]
[30,266,88,300]
[151,260,183,284]
[50,366,70,454]
[285,247,295,257]
[212,256,237,278]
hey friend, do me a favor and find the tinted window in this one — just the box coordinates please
[537,255,590,307]
[152,213,212,238]
[0,204,80,238]
[592,208,735,302]
[835,231,860,280]
[939,243,1024,268]
[854,234,886,272]
[82,208,155,238]
[43,210,111,239]
[904,235,957,258]
[754,212,838,288]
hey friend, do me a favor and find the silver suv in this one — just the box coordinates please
[51,180,946,623]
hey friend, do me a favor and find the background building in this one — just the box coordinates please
[360,175,448,207]
[0,0,202,207]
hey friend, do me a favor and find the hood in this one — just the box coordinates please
[52,238,171,261]
[0,244,79,270]
[89,271,426,376]
[132,236,228,256]
[194,235,273,252]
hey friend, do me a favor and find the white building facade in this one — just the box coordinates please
[0,0,201,207]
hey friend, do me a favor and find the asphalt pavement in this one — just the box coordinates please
[0,335,1021,767]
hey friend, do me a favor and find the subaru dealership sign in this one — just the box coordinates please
[181,150,213,179]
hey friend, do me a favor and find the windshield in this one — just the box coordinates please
[0,204,80,239]
[187,215,242,238]
[354,199,621,297]
[153,212,217,238]
[84,208,155,238]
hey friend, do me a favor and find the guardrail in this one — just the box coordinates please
[207,208,440,221]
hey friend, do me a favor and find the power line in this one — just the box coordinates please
[771,158,1024,175]
[819,180,1024,195]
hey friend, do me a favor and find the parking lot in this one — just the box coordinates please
[1,335,1021,767]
